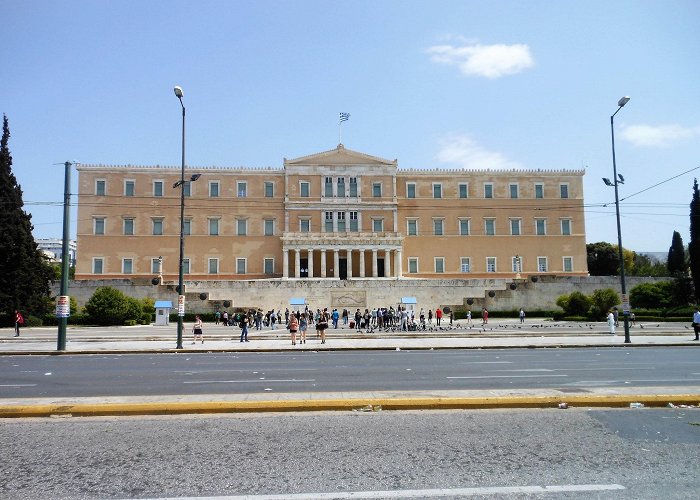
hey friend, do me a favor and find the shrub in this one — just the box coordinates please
[630,281,673,309]
[556,291,592,317]
[590,288,620,319]
[84,287,146,326]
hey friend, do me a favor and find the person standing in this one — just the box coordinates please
[332,308,339,329]
[692,307,700,341]
[613,307,619,327]
[214,310,221,325]
[436,307,443,326]
[192,315,204,344]
[14,310,24,337]
[222,310,229,327]
[607,310,616,336]
[299,312,308,344]
[288,313,299,346]
[428,309,433,325]
[482,308,489,325]
[318,308,329,344]
[239,314,249,342]
[519,308,526,323]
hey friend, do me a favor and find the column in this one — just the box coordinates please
[334,250,340,278]
[282,249,289,278]
[396,249,403,278]
[294,249,301,278]
[321,249,327,278]
[307,249,314,278]
[347,249,353,278]
[385,249,392,278]
[359,250,366,278]
[372,249,378,277]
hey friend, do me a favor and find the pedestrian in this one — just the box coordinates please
[692,307,700,341]
[192,315,204,344]
[519,308,526,323]
[317,308,329,344]
[449,311,454,326]
[355,309,362,330]
[436,307,443,326]
[607,310,616,336]
[14,310,24,337]
[613,307,619,327]
[630,312,636,326]
[332,308,339,329]
[214,310,221,325]
[288,313,299,345]
[428,309,433,325]
[222,310,229,326]
[482,308,489,325]
[299,312,308,344]
[239,314,249,342]
[466,310,472,325]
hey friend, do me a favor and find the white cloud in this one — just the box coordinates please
[426,41,534,78]
[436,134,522,170]
[620,124,700,147]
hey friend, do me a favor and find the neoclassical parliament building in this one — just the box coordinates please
[75,144,588,283]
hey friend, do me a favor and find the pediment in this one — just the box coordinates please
[284,144,397,167]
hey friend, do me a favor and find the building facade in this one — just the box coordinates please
[75,145,587,282]
[37,238,77,266]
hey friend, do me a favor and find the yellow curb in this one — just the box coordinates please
[1,394,699,418]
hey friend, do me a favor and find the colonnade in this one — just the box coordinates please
[281,247,403,279]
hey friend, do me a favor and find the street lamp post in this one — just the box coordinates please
[609,95,631,344]
[57,160,74,351]
[174,86,186,349]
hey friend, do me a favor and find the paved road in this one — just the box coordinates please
[1,409,699,499]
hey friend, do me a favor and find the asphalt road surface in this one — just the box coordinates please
[1,347,699,398]
[1,408,699,499]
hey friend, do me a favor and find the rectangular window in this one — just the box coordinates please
[459,219,470,236]
[535,183,544,199]
[325,211,334,232]
[209,181,219,198]
[184,218,191,236]
[300,219,310,233]
[459,183,468,199]
[300,181,310,198]
[209,218,219,236]
[125,180,135,197]
[95,180,106,196]
[373,182,382,197]
[183,258,190,275]
[236,258,246,274]
[183,182,191,197]
[236,219,247,236]
[264,258,274,275]
[325,177,333,197]
[484,183,494,199]
[122,258,133,274]
[461,257,471,273]
[407,219,417,236]
[509,183,518,199]
[408,258,418,274]
[337,212,346,232]
[538,257,548,272]
[486,257,497,273]
[123,218,134,235]
[484,219,495,236]
[433,219,443,236]
[349,211,358,232]
[92,258,103,274]
[237,182,247,198]
[153,181,163,197]
[510,219,521,236]
[151,258,161,273]
[349,177,358,197]
[337,177,345,197]
[435,257,445,273]
[152,218,163,235]
[433,183,442,199]
[407,183,416,199]
[208,258,219,274]
[264,181,274,198]
[561,219,571,235]
[94,217,105,235]
[264,219,274,236]
[563,257,573,272]
[560,184,569,199]
[536,218,547,235]
[373,219,383,232]
[512,256,523,273]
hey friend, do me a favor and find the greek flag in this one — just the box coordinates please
[339,112,350,123]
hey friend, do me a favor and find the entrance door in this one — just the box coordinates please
[339,258,347,280]
[377,258,385,278]
[300,258,308,278]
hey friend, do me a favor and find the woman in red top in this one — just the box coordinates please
[14,310,24,337]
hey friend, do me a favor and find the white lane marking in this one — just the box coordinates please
[0,384,37,387]
[147,483,626,499]
[447,374,568,379]
[183,379,316,384]
[492,369,554,372]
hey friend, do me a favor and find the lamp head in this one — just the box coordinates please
[602,178,614,186]
[174,86,184,98]
[190,173,202,182]
[617,96,630,107]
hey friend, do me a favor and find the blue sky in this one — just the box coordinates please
[2,0,699,253]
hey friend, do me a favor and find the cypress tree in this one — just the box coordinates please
[690,179,700,299]
[0,114,52,324]
[667,231,686,274]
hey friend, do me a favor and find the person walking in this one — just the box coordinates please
[466,310,472,325]
[317,308,329,344]
[214,310,220,325]
[14,310,24,337]
[192,315,204,344]
[607,310,616,336]
[288,313,299,345]
[482,308,489,325]
[692,307,700,341]
[519,308,526,323]
[239,314,249,342]
[299,312,308,344]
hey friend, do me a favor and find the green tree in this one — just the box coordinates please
[587,242,619,276]
[689,179,700,298]
[590,288,620,319]
[0,115,53,325]
[630,253,668,277]
[629,281,673,309]
[555,291,592,316]
[667,231,686,274]
[84,287,144,325]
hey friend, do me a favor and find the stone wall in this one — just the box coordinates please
[55,276,667,314]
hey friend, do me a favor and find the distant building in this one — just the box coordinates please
[37,238,77,266]
[74,144,587,281]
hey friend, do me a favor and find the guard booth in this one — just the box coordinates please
[401,297,417,312]
[154,301,173,326]
[289,297,306,312]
